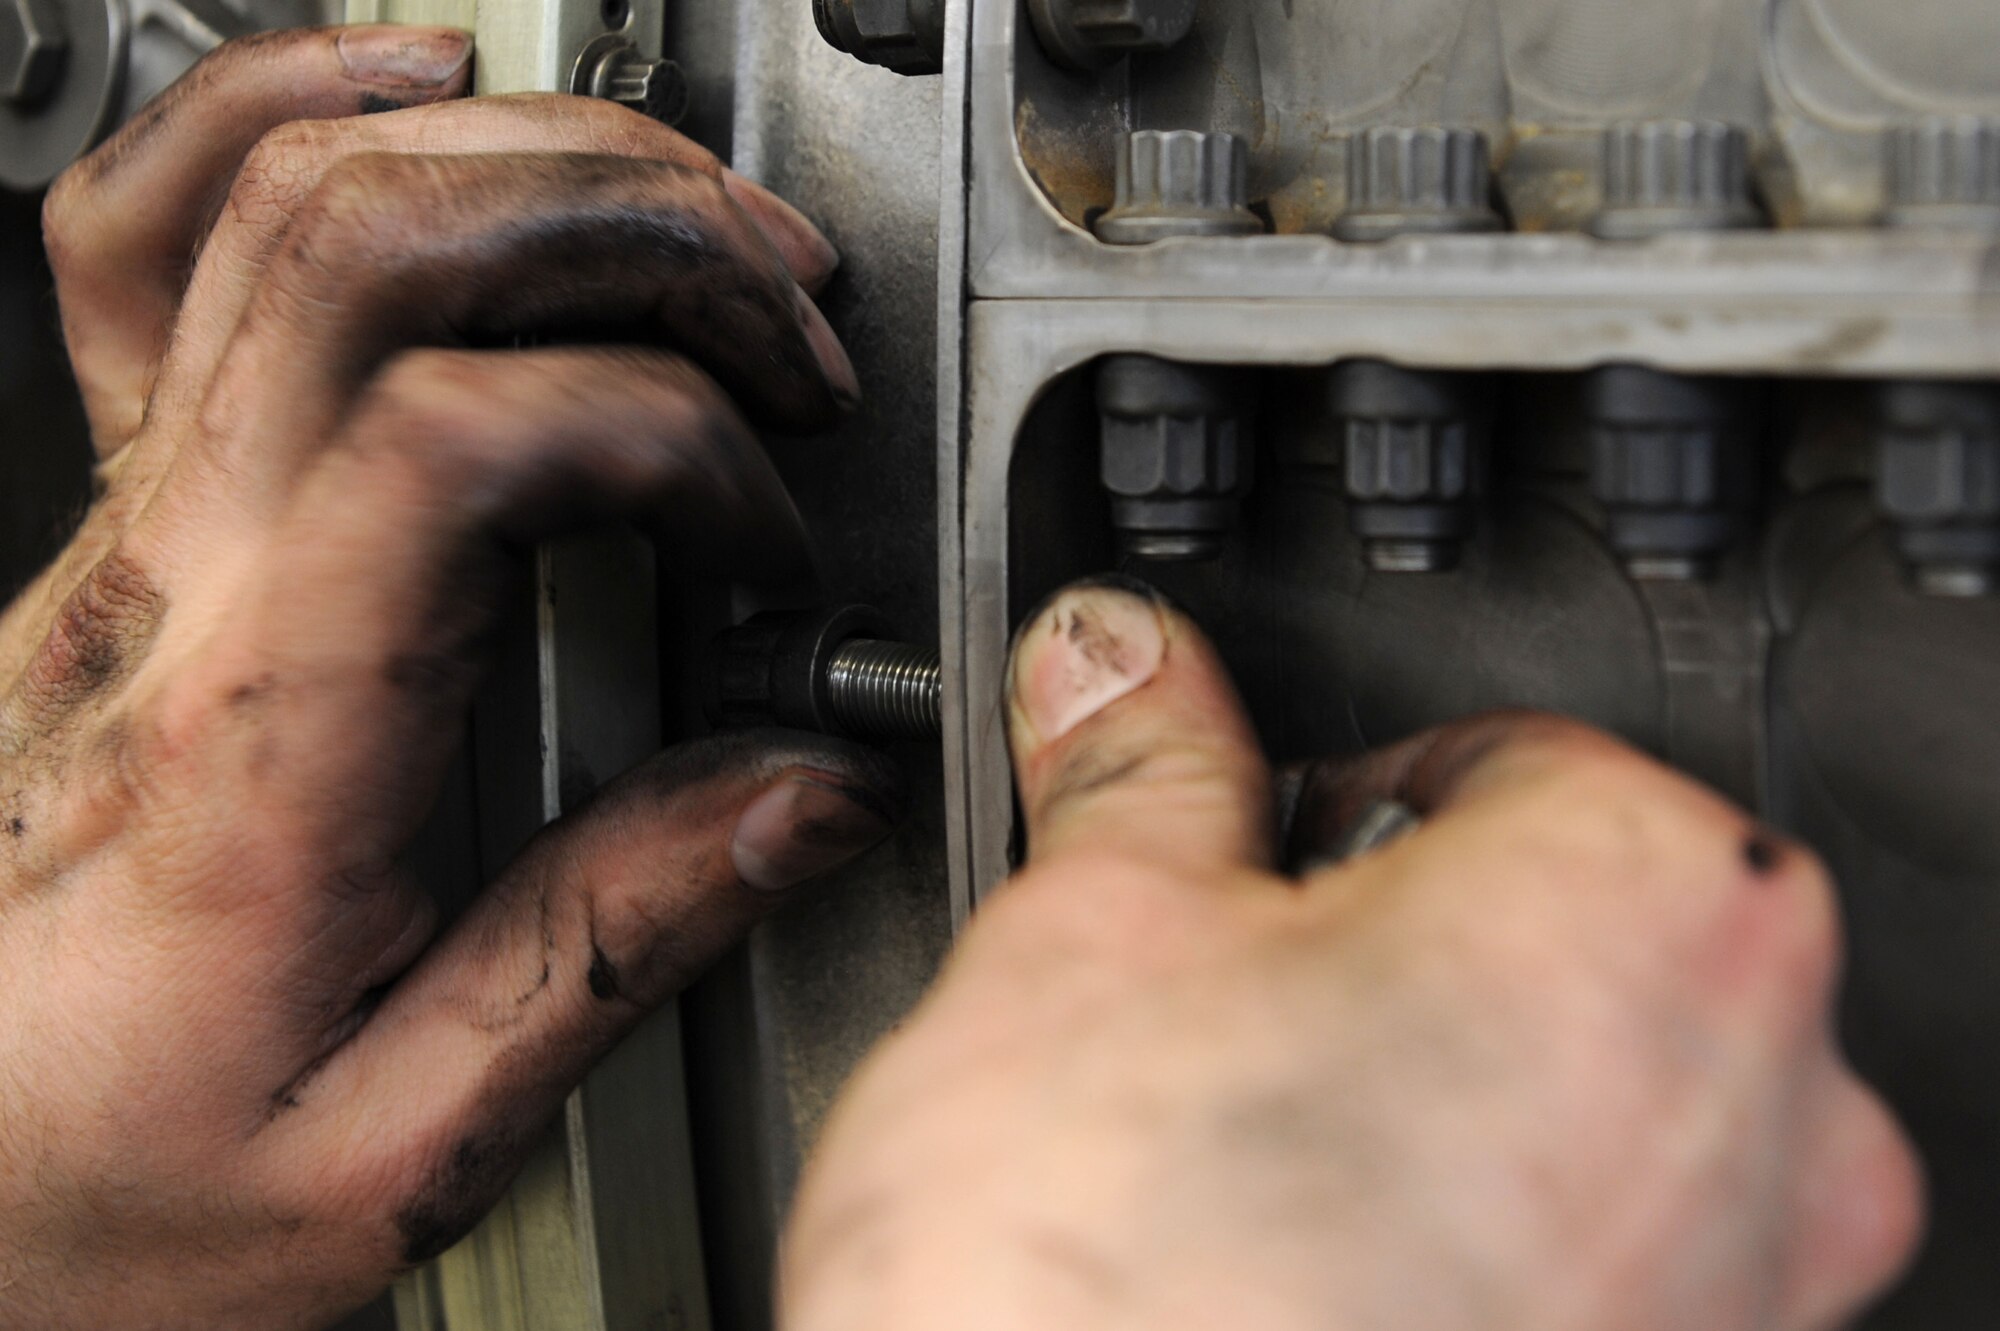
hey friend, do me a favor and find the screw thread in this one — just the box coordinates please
[826,640,943,741]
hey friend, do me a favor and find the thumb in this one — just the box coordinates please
[1007,577,1273,876]
[261,729,901,1267]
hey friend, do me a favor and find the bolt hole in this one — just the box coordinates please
[601,0,631,29]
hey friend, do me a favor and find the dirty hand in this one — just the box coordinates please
[0,26,895,1330]
[784,579,1923,1331]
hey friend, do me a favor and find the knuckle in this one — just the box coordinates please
[285,151,429,274]
[227,120,340,230]
[39,167,88,271]
[367,347,492,420]
[1513,714,1651,781]
[350,350,497,468]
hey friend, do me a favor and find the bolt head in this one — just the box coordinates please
[1343,419,1472,503]
[1029,0,1196,70]
[617,57,688,125]
[1876,382,2000,524]
[1592,120,1763,239]
[1096,130,1263,245]
[1885,118,2000,230]
[1,0,68,107]
[1335,126,1503,242]
[1590,427,1729,508]
[1101,414,1248,500]
[816,0,944,75]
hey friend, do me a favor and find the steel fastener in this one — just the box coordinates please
[1098,354,1255,562]
[1586,366,1761,582]
[1324,360,1491,574]
[709,606,943,742]
[812,0,946,76]
[0,0,67,106]
[1334,126,1503,243]
[1027,0,1195,72]
[1094,129,1263,246]
[1592,120,1763,240]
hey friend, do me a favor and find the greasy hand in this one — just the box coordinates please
[0,27,897,1330]
[784,580,1924,1331]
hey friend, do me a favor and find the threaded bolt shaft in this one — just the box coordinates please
[825,640,943,741]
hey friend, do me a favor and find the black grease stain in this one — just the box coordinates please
[6,817,22,838]
[514,958,552,1006]
[268,1048,335,1119]
[587,945,622,1002]
[1744,833,1784,878]
[397,1135,518,1266]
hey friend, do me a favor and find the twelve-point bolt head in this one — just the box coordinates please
[1095,130,1264,245]
[1324,361,1491,573]
[1876,381,2000,597]
[2,0,68,107]
[1099,355,1254,562]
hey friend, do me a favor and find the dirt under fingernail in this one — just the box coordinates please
[1011,584,1167,742]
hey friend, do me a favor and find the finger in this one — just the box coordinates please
[43,25,473,453]
[155,93,838,427]
[1007,577,1272,876]
[261,730,902,1267]
[1280,711,1624,871]
[128,346,810,915]
[152,150,855,526]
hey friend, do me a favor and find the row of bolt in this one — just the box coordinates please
[1100,119,2000,247]
[1091,121,1999,599]
[1099,358,2000,598]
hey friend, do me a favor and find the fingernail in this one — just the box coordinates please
[724,170,841,291]
[337,26,473,87]
[796,289,862,411]
[1009,580,1167,742]
[732,771,895,892]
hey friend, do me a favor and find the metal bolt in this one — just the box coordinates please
[1586,366,1760,582]
[824,640,943,739]
[709,606,943,742]
[1324,361,1490,574]
[1,0,67,107]
[572,33,688,125]
[1027,0,1196,72]
[1875,381,2000,598]
[1334,126,1503,243]
[1884,117,2000,232]
[1592,120,1763,239]
[1098,355,1255,562]
[1095,130,1264,246]
[812,0,946,76]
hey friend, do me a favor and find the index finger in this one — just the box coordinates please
[1006,577,1274,877]
[43,25,474,452]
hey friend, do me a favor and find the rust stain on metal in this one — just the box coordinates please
[1015,97,1120,229]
